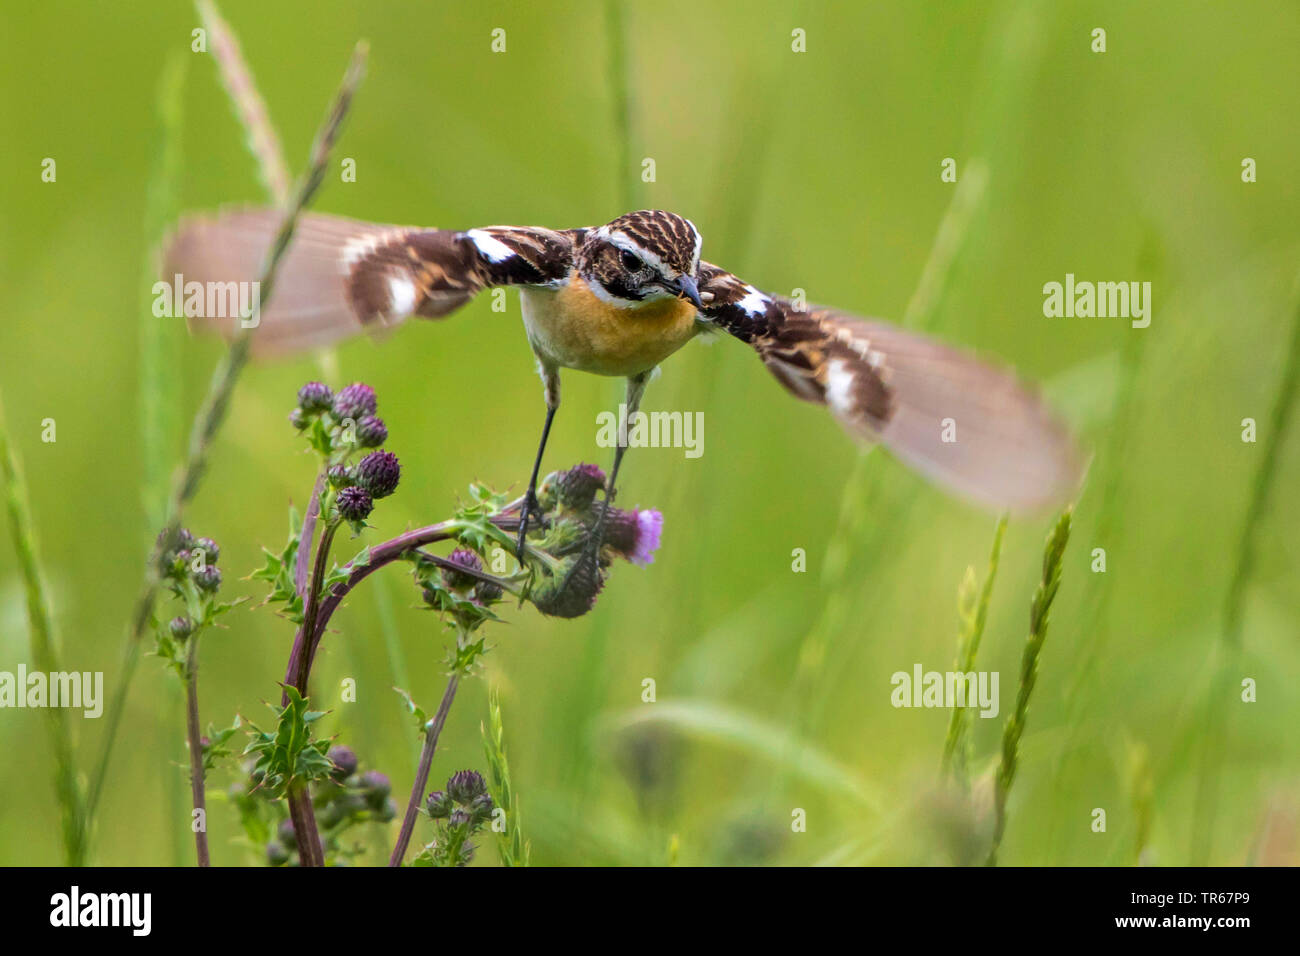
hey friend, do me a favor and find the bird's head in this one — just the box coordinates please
[578,210,704,310]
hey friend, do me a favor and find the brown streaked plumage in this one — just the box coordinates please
[161,206,1086,518]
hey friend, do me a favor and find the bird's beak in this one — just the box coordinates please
[676,274,704,310]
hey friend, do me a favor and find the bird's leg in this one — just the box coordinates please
[516,365,560,562]
[587,370,651,556]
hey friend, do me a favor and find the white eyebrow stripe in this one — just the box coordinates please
[464,229,517,263]
[684,217,702,273]
[606,229,672,276]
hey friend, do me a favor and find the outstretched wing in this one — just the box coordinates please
[161,207,584,355]
[695,262,1085,513]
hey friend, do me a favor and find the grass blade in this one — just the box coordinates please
[987,509,1072,865]
[481,688,530,866]
[940,515,1007,788]
[86,27,370,823]
[0,394,88,865]
[196,0,291,206]
[1191,274,1300,862]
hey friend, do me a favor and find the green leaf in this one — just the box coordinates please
[242,686,334,797]
[252,519,305,623]
[202,715,243,773]
[393,686,428,734]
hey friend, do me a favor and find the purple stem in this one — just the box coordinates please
[387,673,459,867]
[276,497,524,867]
[281,471,326,707]
[184,636,210,867]
[287,784,324,867]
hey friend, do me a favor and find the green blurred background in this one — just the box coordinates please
[2,0,1297,866]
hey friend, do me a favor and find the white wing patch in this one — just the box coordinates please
[387,275,418,318]
[737,286,770,316]
[464,229,517,264]
[824,357,856,416]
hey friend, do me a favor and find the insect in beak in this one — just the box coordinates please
[675,274,704,310]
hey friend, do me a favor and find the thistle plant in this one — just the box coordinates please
[236,742,398,867]
[223,380,666,867]
[149,527,242,866]
[412,770,495,867]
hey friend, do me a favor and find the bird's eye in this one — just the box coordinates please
[619,249,642,272]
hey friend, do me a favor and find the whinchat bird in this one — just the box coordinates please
[164,207,1085,556]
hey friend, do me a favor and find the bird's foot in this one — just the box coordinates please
[514,488,546,564]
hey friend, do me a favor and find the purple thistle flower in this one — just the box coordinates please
[603,506,664,566]
[336,486,373,522]
[356,450,400,499]
[297,381,333,413]
[332,382,377,421]
[355,414,388,448]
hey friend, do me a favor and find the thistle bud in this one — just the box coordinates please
[529,550,604,618]
[355,414,388,448]
[327,464,355,488]
[556,463,607,510]
[440,549,483,591]
[327,745,358,781]
[535,472,560,513]
[336,486,373,523]
[446,769,487,804]
[468,792,495,824]
[332,382,377,421]
[195,565,223,593]
[359,770,390,810]
[473,578,503,605]
[266,841,290,866]
[426,790,453,819]
[169,616,194,640]
[297,381,333,413]
[356,450,400,499]
[194,537,220,564]
[288,408,308,431]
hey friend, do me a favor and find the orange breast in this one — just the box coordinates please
[522,273,699,377]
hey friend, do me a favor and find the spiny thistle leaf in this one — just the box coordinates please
[243,686,333,797]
